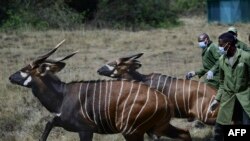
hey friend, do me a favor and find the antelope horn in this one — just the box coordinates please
[120,53,144,61]
[117,53,143,64]
[53,51,79,62]
[32,39,66,65]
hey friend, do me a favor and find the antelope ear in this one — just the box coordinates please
[39,62,66,74]
[133,63,142,69]
[48,62,66,73]
[38,63,48,74]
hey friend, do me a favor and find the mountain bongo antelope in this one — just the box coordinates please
[97,53,219,125]
[9,42,192,141]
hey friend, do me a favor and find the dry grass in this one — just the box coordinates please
[0,16,250,141]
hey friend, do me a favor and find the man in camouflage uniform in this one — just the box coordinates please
[209,32,250,141]
[186,33,221,89]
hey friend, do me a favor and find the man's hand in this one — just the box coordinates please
[206,71,214,80]
[209,99,219,112]
[186,71,196,80]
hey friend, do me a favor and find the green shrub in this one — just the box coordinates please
[1,9,49,30]
[0,0,84,30]
[1,0,206,30]
[93,0,180,29]
[171,0,206,15]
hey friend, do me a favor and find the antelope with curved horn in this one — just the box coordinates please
[9,43,192,141]
[97,53,219,126]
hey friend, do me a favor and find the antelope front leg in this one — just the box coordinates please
[146,131,160,140]
[123,134,144,141]
[79,131,93,141]
[40,116,61,141]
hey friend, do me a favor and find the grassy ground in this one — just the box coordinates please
[0,16,250,141]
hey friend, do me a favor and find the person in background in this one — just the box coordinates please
[186,33,221,89]
[227,26,250,52]
[209,32,250,141]
[248,33,250,45]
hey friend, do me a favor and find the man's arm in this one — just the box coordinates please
[195,69,207,78]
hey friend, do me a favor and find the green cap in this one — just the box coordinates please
[228,26,237,34]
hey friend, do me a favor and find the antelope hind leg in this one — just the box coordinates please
[152,123,192,141]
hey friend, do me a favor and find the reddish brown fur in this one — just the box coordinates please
[97,54,219,125]
[9,47,192,141]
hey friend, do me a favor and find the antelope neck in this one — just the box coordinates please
[121,71,147,82]
[42,73,66,95]
[32,73,66,113]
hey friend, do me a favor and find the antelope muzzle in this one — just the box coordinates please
[9,71,32,87]
[97,65,114,76]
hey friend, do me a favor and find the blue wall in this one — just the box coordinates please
[207,0,250,24]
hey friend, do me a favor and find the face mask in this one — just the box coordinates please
[218,43,229,55]
[198,41,206,48]
[218,46,226,55]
